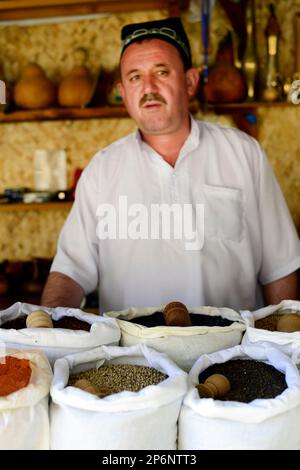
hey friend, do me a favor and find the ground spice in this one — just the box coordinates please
[127,312,233,327]
[1,316,91,331]
[0,356,32,397]
[69,364,167,396]
[255,314,281,331]
[198,359,287,403]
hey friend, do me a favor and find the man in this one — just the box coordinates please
[42,17,300,313]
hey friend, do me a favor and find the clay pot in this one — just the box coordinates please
[14,63,56,109]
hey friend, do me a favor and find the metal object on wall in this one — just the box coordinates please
[262,3,282,102]
[242,0,259,101]
[295,14,300,78]
[0,80,5,105]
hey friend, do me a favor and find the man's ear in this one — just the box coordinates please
[185,68,200,99]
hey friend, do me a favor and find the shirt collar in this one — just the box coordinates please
[134,115,199,155]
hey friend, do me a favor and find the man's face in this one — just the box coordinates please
[118,39,197,136]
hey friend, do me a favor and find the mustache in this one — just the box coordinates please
[139,93,167,107]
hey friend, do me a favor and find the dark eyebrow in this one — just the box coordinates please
[126,63,170,76]
[126,68,140,77]
[154,63,169,67]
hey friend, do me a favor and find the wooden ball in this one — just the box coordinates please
[195,383,216,398]
[277,314,300,333]
[26,310,53,328]
[262,87,279,102]
[73,379,98,395]
[163,301,192,327]
[205,374,231,397]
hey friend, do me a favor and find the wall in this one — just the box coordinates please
[0,1,299,261]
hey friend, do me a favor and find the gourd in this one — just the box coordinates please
[202,33,247,103]
[14,63,56,109]
[58,48,94,107]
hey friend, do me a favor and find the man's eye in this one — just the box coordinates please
[158,70,168,76]
[129,75,140,82]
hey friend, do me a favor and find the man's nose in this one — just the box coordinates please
[142,74,158,93]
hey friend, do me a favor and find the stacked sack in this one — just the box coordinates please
[241,299,300,366]
[105,303,245,371]
[0,302,120,366]
[178,344,300,450]
[50,344,187,449]
[0,349,52,450]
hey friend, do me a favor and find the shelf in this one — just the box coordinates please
[0,101,199,123]
[202,101,298,139]
[0,105,129,123]
[0,201,73,212]
[205,101,296,110]
[0,293,42,310]
[0,0,189,21]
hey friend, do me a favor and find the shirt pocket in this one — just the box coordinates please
[203,184,244,243]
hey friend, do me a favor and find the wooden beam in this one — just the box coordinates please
[0,100,198,123]
[0,1,190,21]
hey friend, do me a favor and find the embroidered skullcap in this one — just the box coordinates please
[121,17,192,69]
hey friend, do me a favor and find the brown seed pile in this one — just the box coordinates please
[68,364,168,396]
[198,359,287,403]
[2,315,91,331]
[128,312,233,328]
[255,314,281,331]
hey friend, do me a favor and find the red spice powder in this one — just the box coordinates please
[0,356,32,397]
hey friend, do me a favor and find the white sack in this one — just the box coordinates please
[0,302,120,366]
[178,344,300,450]
[105,305,245,371]
[50,344,187,450]
[241,300,300,364]
[0,348,52,450]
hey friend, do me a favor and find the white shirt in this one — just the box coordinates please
[51,118,300,313]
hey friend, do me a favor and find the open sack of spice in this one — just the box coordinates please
[178,344,300,450]
[104,302,245,371]
[0,348,52,450]
[240,300,300,365]
[0,302,120,366]
[50,344,187,450]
